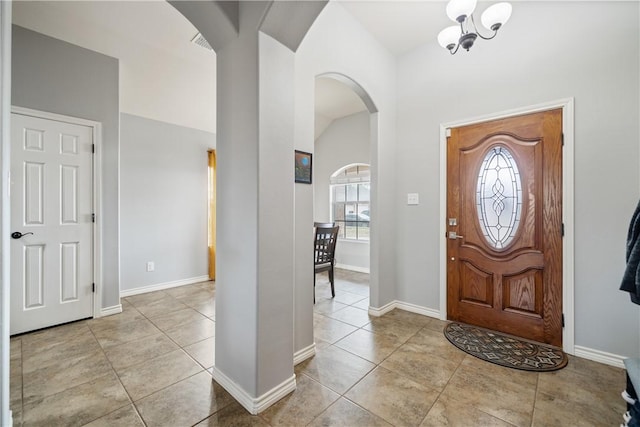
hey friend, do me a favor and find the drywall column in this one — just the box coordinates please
[212,2,295,413]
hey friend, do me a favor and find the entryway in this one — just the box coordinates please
[10,109,98,335]
[445,107,566,347]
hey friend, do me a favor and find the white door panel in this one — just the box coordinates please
[10,113,93,335]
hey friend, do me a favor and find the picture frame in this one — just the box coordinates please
[294,150,312,184]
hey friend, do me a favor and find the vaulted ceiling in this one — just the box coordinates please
[12,0,457,135]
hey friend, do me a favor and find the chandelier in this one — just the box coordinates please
[437,0,512,55]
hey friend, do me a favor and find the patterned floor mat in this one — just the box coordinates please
[444,322,568,372]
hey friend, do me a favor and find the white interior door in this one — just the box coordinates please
[10,112,93,335]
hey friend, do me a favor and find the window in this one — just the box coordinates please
[330,164,370,241]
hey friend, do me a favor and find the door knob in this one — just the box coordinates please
[448,231,464,240]
[11,231,33,239]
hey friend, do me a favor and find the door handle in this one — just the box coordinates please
[11,231,33,239]
[448,231,464,240]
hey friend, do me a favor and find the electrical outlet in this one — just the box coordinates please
[146,261,154,272]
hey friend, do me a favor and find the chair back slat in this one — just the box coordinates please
[314,225,339,265]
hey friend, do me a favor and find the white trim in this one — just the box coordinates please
[439,98,576,355]
[11,106,102,128]
[394,301,440,319]
[93,123,104,319]
[293,343,316,365]
[10,106,105,322]
[119,275,210,297]
[368,299,395,317]
[561,99,576,356]
[369,300,440,319]
[99,304,122,318]
[0,2,11,425]
[335,263,369,274]
[211,367,296,415]
[574,345,625,369]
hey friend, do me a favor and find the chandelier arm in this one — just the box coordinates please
[450,43,461,55]
[470,14,499,40]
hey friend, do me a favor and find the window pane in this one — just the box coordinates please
[357,224,370,241]
[345,166,358,177]
[359,183,370,202]
[345,223,357,239]
[334,185,345,202]
[333,202,345,221]
[345,204,357,222]
[346,184,358,202]
[358,203,370,222]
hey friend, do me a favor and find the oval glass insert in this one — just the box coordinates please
[476,146,522,249]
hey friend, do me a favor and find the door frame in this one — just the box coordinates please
[11,106,103,321]
[438,98,575,354]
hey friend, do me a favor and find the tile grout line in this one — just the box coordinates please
[99,293,211,424]
[311,304,442,426]
[86,319,148,427]
[530,371,541,427]
[122,285,232,425]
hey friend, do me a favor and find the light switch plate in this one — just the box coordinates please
[407,193,419,205]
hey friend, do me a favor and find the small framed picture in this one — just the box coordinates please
[294,150,312,184]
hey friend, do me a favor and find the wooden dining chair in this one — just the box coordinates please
[314,221,335,228]
[314,224,339,303]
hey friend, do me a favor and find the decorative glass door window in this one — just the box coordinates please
[476,146,522,249]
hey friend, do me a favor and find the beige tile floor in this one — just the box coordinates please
[10,269,626,426]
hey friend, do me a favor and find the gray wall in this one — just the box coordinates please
[120,113,213,292]
[314,111,370,271]
[213,1,295,398]
[396,1,640,357]
[296,2,397,355]
[11,25,120,309]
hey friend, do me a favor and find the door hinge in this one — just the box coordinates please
[561,223,565,237]
[561,133,564,146]
[92,213,95,223]
[562,313,565,328]
[92,144,95,153]
[92,283,95,293]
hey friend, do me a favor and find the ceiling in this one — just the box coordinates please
[11,0,459,134]
[339,0,449,56]
[12,0,214,64]
[315,77,368,120]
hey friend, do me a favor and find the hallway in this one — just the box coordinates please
[9,269,625,426]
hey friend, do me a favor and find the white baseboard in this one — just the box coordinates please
[99,304,122,317]
[574,345,625,369]
[369,300,440,319]
[368,300,396,317]
[211,367,296,414]
[293,343,316,365]
[335,263,370,274]
[120,275,210,298]
[394,301,440,319]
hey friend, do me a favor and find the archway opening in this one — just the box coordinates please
[313,73,378,319]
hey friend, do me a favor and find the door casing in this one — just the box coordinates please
[11,106,103,321]
[439,98,575,355]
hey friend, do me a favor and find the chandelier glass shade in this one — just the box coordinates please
[438,0,512,55]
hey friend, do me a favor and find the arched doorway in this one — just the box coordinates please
[312,73,380,342]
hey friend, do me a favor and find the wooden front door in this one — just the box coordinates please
[446,109,563,347]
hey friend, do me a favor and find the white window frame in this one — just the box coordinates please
[330,163,371,242]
